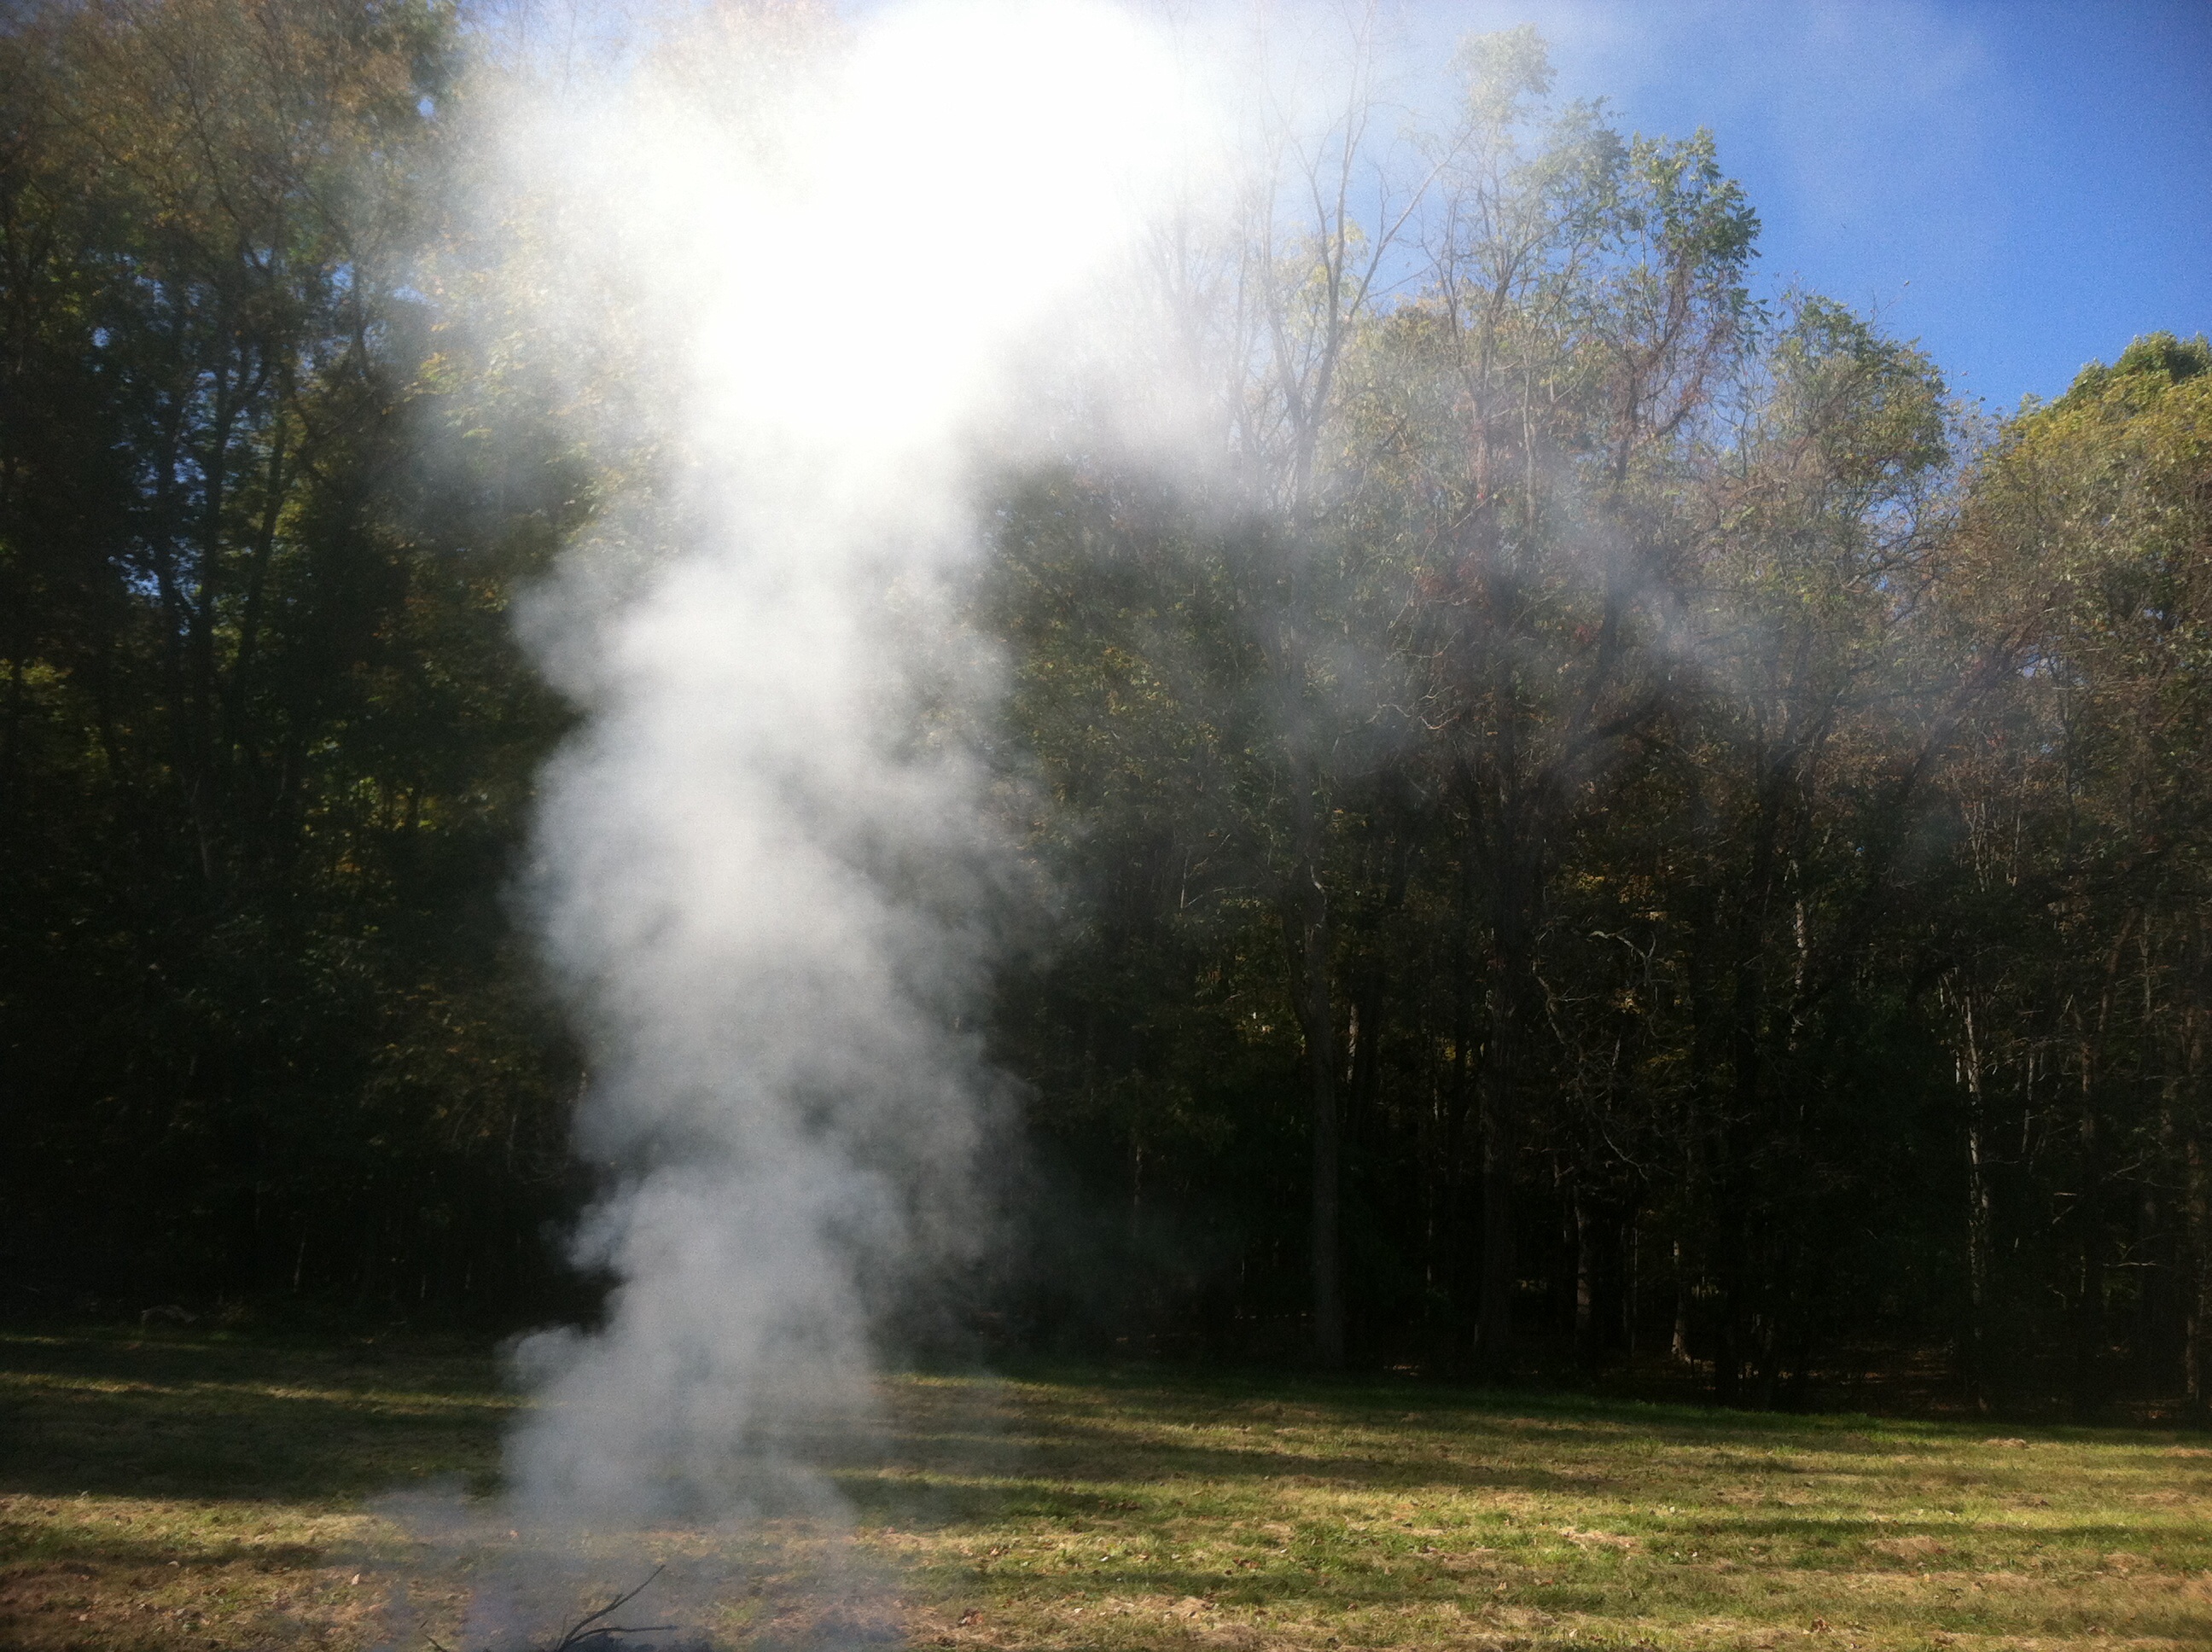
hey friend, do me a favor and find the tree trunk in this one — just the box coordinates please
[2188,1120,2209,1411]
[1574,1190,1598,1368]
[1672,1241,1691,1364]
[1960,991,1994,1410]
[1283,764,1343,1369]
[1475,1084,1515,1375]
[1441,821,1479,1341]
[1476,865,1532,1376]
[2071,1035,2104,1421]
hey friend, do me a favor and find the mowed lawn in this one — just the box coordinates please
[1,1332,2207,1650]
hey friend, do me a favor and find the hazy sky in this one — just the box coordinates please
[1404,0,2211,410]
[826,1,2209,411]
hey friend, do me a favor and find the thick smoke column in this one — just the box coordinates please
[490,0,1187,1539]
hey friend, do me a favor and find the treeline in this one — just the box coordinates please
[3,2,2209,1416]
[984,32,2212,1415]
[1,0,584,1320]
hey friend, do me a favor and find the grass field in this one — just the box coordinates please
[1,1331,2207,1650]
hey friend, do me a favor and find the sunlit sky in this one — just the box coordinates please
[1410,0,2212,410]
[836,0,2209,414]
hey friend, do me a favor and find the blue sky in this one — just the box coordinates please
[1404,0,2212,410]
[831,0,2208,411]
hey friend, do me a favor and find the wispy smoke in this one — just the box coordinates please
[406,2,1190,1639]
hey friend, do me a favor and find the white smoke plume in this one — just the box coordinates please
[391,2,1202,1643]
[511,0,1184,1501]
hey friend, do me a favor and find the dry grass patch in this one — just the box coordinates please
[3,1334,2208,1649]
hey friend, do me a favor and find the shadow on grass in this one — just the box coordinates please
[0,1523,329,1569]
[8,1335,2208,1652]
[3,1332,2197,1537]
[0,1331,509,1502]
[836,1374,2075,1513]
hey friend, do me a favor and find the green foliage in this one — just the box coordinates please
[984,38,2210,1414]
[0,0,581,1322]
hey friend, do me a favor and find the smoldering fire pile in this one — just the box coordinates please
[433,1568,678,1652]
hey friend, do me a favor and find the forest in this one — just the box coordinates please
[5,0,2210,1424]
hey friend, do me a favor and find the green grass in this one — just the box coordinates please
[2,1332,2207,1649]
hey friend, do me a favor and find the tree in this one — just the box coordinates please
[0,0,579,1316]
[1932,333,2212,1413]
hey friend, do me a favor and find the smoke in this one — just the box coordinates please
[390,1,1571,1638]
[387,2,1203,1643]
